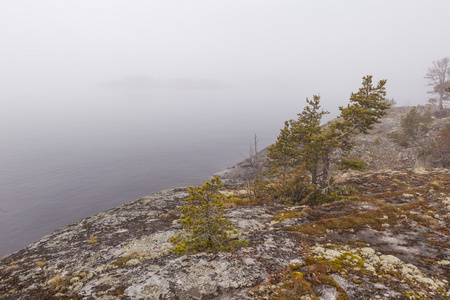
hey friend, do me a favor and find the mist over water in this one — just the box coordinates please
[2,0,449,257]
[0,86,308,256]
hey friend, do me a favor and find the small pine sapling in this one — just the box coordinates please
[170,177,248,254]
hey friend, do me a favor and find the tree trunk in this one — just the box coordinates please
[320,150,330,190]
[311,167,317,186]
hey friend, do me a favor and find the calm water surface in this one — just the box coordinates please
[0,87,305,256]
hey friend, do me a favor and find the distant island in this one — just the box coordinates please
[98,75,228,90]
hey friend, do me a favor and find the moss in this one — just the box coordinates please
[422,258,436,264]
[338,252,364,268]
[287,257,350,299]
[426,182,444,191]
[317,275,349,300]
[348,240,367,247]
[404,291,421,299]
[254,252,352,300]
[270,277,318,300]
[317,275,338,287]
[303,256,317,266]
[337,294,350,300]
[339,158,366,171]
[290,224,323,236]
[94,284,113,293]
[290,271,303,279]
[30,286,83,300]
[401,200,436,212]
[303,256,344,274]
[231,197,250,206]
[106,285,126,297]
[273,211,303,221]
[114,256,131,268]
[286,204,406,235]
[222,197,250,207]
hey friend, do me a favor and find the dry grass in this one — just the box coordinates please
[48,274,70,287]
[5,264,19,272]
[36,260,47,268]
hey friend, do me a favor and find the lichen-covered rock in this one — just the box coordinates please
[0,187,300,299]
[1,169,449,299]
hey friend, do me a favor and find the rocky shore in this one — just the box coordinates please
[1,107,449,299]
[1,168,449,299]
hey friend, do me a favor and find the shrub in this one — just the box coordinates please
[434,121,450,167]
[433,108,450,118]
[399,106,433,145]
[339,158,366,171]
[389,107,433,147]
[253,164,316,205]
[170,177,247,254]
[387,130,409,147]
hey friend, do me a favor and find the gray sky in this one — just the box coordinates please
[1,0,450,106]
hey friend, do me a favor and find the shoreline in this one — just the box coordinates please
[1,168,449,299]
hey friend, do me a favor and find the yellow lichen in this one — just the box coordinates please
[87,235,98,244]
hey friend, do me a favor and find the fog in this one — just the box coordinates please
[1,1,450,255]
[2,0,450,109]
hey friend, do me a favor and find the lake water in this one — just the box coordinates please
[0,86,307,256]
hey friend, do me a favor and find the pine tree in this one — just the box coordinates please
[265,121,299,178]
[264,76,390,202]
[324,75,390,185]
[261,96,328,202]
[291,95,330,185]
[170,177,247,254]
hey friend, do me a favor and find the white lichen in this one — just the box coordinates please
[309,244,447,292]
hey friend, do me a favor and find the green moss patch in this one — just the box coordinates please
[287,204,404,235]
[114,256,131,268]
